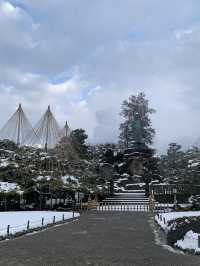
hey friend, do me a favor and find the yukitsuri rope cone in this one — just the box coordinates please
[0,104,39,146]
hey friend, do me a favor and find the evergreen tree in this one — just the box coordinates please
[55,135,79,161]
[159,143,187,183]
[88,143,117,162]
[184,146,200,185]
[119,92,155,148]
[167,143,183,169]
[70,129,89,159]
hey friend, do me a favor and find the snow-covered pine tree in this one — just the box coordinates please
[158,143,188,184]
[119,92,155,148]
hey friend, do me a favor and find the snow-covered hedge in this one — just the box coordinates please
[155,211,200,231]
[175,230,200,254]
[155,211,200,250]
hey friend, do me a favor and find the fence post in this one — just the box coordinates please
[41,217,44,227]
[53,216,55,224]
[62,214,65,222]
[7,225,10,237]
[27,220,30,231]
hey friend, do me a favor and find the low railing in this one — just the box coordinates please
[98,202,149,212]
[0,212,78,241]
[97,202,172,213]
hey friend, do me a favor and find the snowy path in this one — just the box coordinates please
[0,212,199,266]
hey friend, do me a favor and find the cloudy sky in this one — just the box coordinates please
[0,0,200,153]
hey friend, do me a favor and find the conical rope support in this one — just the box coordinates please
[26,106,64,151]
[0,104,39,146]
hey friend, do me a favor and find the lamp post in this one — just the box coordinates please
[173,187,178,210]
[149,189,155,212]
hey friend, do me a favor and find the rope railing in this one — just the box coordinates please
[0,213,76,239]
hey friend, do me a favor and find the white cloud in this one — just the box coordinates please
[0,0,200,153]
[0,1,15,15]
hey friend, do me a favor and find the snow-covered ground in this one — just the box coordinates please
[0,182,23,194]
[62,175,79,186]
[175,231,200,253]
[0,211,79,237]
[155,211,200,231]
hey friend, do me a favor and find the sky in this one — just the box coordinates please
[0,0,200,153]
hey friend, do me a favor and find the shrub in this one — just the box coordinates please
[171,204,191,212]
[189,195,200,210]
[167,216,200,245]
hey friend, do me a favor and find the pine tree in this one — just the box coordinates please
[71,129,89,159]
[119,92,155,148]
[159,143,187,184]
[55,135,79,161]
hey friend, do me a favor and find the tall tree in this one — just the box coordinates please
[167,143,183,169]
[159,143,187,183]
[55,135,79,161]
[119,92,155,148]
[71,129,89,159]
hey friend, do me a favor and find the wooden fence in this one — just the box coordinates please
[150,184,200,195]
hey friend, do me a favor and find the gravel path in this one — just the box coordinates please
[0,211,200,266]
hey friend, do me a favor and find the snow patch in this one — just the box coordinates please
[0,182,22,194]
[0,211,79,237]
[175,230,200,253]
